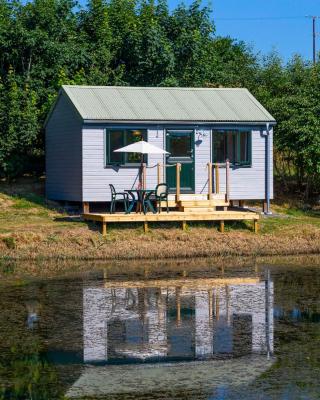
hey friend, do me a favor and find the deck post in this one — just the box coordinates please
[83,202,90,214]
[208,289,213,324]
[215,164,220,194]
[176,163,181,203]
[157,162,162,185]
[102,221,107,236]
[143,221,148,233]
[207,162,213,200]
[253,219,259,233]
[225,160,230,203]
[219,220,225,233]
[262,201,267,213]
[216,290,220,321]
[142,163,147,190]
[182,220,187,231]
[176,287,181,326]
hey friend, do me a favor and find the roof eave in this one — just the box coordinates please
[83,119,277,126]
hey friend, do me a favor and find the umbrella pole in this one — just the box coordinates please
[142,163,146,190]
[140,154,146,190]
[139,155,143,190]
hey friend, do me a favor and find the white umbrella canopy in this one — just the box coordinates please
[114,140,169,190]
[114,140,169,155]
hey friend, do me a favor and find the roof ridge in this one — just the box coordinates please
[61,85,247,91]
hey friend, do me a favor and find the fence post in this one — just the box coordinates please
[215,164,220,194]
[157,162,161,185]
[207,162,212,200]
[225,159,230,202]
[176,163,181,203]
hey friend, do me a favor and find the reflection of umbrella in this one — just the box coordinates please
[114,140,169,188]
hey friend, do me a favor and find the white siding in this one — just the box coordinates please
[82,126,273,202]
[46,93,82,201]
[82,128,165,202]
[194,129,211,194]
[210,129,274,200]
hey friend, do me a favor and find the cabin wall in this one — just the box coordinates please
[194,129,211,195]
[82,127,165,202]
[193,128,273,200]
[210,129,274,200]
[45,94,83,201]
[82,125,273,202]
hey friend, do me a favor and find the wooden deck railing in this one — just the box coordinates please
[207,160,230,202]
[149,160,230,202]
[155,162,181,201]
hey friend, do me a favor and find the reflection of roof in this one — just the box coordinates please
[66,355,274,398]
[103,277,260,289]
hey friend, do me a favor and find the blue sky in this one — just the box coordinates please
[169,0,320,62]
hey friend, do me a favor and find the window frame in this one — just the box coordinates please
[212,129,252,167]
[104,129,148,167]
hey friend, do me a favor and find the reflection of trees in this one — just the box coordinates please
[0,339,62,399]
[275,268,320,315]
[247,268,320,396]
[0,284,62,399]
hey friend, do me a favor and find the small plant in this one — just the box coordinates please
[46,234,58,243]
[0,259,15,274]
[2,236,16,249]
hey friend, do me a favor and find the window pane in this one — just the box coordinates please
[109,131,123,164]
[213,130,251,166]
[169,133,191,157]
[213,132,226,162]
[226,131,236,163]
[239,132,250,164]
[125,130,145,164]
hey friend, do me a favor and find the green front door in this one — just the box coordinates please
[166,130,195,193]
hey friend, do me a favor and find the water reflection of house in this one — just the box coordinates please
[83,277,273,363]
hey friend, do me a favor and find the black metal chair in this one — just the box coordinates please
[125,190,137,214]
[109,184,128,213]
[144,183,169,214]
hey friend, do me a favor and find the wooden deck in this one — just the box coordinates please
[83,210,260,235]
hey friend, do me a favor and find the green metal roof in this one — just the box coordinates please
[61,85,275,124]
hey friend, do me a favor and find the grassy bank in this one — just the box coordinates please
[0,178,319,261]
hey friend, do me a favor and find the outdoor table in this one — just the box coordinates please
[125,189,156,214]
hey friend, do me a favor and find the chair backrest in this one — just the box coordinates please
[156,183,168,197]
[109,184,116,195]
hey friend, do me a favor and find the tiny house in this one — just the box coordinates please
[45,86,275,211]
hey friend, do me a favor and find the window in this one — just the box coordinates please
[167,130,193,158]
[105,129,147,165]
[212,130,251,166]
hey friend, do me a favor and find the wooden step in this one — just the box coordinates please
[179,200,229,207]
[182,207,217,213]
[168,193,226,201]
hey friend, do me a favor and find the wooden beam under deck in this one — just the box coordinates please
[83,210,259,235]
[102,277,260,290]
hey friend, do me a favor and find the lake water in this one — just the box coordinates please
[0,261,320,399]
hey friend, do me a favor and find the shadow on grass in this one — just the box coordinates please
[187,220,251,232]
[54,216,83,223]
[283,207,320,218]
[77,219,255,235]
[0,177,67,213]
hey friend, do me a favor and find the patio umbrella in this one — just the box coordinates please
[114,140,169,188]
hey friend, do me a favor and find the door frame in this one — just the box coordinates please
[165,129,195,193]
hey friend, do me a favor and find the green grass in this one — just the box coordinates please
[0,178,319,262]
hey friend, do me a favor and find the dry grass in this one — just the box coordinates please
[0,178,319,263]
